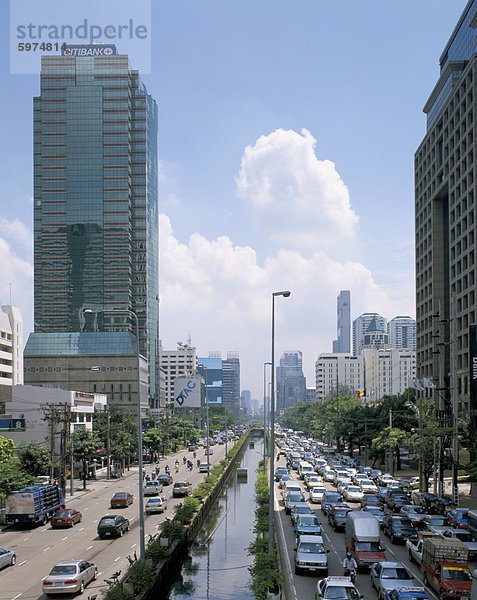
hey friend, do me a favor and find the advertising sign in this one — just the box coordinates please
[174,377,201,408]
[470,325,477,434]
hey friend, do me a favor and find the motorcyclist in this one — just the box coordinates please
[342,552,357,581]
[175,460,180,473]
[197,458,201,468]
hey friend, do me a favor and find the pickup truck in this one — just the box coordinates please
[420,537,472,599]
[407,532,439,565]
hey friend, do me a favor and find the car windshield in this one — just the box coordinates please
[114,493,127,498]
[429,518,447,526]
[299,516,319,525]
[298,542,325,553]
[324,587,359,599]
[367,508,383,515]
[441,568,471,581]
[148,499,162,503]
[348,487,360,492]
[54,510,71,517]
[455,532,474,542]
[334,509,349,517]
[288,493,304,502]
[355,541,382,552]
[100,518,116,525]
[326,494,340,501]
[50,565,77,575]
[381,567,411,579]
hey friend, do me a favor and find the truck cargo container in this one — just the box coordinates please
[345,510,386,570]
[420,537,472,599]
[5,484,63,526]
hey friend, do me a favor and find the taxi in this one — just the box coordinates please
[315,576,362,599]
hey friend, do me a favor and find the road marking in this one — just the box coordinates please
[79,527,84,531]
[86,545,93,550]
[18,560,27,566]
[275,490,298,600]
[41,576,47,581]
[93,519,98,523]
[129,517,135,522]
[12,593,22,600]
[131,543,137,548]
[43,547,50,552]
[22,538,29,542]
[84,507,89,510]
[114,556,121,562]
[61,536,68,541]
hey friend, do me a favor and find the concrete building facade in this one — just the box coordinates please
[352,313,387,356]
[0,306,23,385]
[158,342,197,408]
[332,290,351,353]
[387,316,417,351]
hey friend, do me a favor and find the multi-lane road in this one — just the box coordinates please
[0,442,233,600]
[273,457,477,600]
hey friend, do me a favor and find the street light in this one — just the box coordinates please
[83,307,146,562]
[263,361,271,474]
[268,290,291,554]
[200,365,210,473]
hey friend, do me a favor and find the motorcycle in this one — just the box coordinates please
[343,568,356,584]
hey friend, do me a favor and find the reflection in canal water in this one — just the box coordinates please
[166,439,263,600]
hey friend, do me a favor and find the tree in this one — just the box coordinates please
[111,431,134,474]
[0,436,15,463]
[17,442,51,476]
[142,428,162,462]
[371,427,411,473]
[71,429,101,490]
[0,458,35,498]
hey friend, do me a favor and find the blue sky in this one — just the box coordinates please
[0,1,467,399]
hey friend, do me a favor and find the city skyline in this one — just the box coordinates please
[0,1,465,399]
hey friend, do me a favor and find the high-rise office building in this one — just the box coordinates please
[415,1,477,414]
[198,357,223,405]
[332,290,351,353]
[388,316,416,351]
[276,351,306,411]
[0,306,23,385]
[222,352,240,407]
[352,313,387,356]
[27,44,159,407]
[159,342,197,408]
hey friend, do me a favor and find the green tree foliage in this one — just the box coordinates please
[17,442,51,476]
[0,436,15,463]
[0,458,35,498]
[71,429,101,490]
[142,428,162,462]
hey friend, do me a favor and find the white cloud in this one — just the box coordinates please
[0,235,33,334]
[236,128,359,251]
[159,214,394,398]
[0,217,32,251]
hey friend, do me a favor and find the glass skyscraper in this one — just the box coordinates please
[31,45,159,404]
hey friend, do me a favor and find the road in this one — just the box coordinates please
[273,457,477,600]
[0,442,234,600]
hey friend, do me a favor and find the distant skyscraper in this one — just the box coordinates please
[198,357,223,405]
[415,1,477,415]
[28,45,159,406]
[388,316,416,351]
[353,313,387,356]
[222,352,240,407]
[241,389,252,413]
[276,351,306,411]
[332,290,351,353]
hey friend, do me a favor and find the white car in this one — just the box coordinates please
[43,560,97,596]
[309,486,327,503]
[305,475,323,489]
[145,497,167,514]
[315,575,362,600]
[359,479,378,494]
[342,485,364,503]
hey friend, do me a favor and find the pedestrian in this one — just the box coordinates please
[276,453,280,461]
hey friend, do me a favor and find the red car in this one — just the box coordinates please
[110,492,133,508]
[51,508,82,528]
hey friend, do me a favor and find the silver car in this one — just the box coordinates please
[440,528,477,561]
[145,497,167,514]
[42,560,97,595]
[370,561,414,599]
[294,534,329,575]
[0,547,16,569]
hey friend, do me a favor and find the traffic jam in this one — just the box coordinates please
[274,429,476,600]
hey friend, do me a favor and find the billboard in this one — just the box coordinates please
[174,377,201,408]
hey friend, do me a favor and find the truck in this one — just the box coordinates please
[420,537,472,599]
[5,484,63,526]
[345,510,387,570]
[406,531,439,565]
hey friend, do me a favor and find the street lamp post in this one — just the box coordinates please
[263,361,271,474]
[268,290,291,554]
[84,307,146,561]
[201,365,210,473]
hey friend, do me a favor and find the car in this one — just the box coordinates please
[360,494,381,508]
[97,515,130,538]
[42,560,97,595]
[157,473,173,486]
[315,575,363,599]
[370,561,414,600]
[421,514,453,534]
[275,466,289,481]
[295,514,322,537]
[199,462,210,473]
[321,491,342,515]
[446,508,469,529]
[342,485,365,503]
[377,474,396,487]
[172,481,192,497]
[284,491,306,515]
[110,492,133,508]
[205,447,214,455]
[143,480,162,496]
[290,503,314,525]
[328,503,351,532]
[279,474,294,488]
[145,497,167,514]
[50,508,82,528]
[363,506,386,526]
[294,534,329,575]
[383,515,416,544]
[385,491,410,511]
[440,528,477,560]
[399,505,427,526]
[323,470,336,482]
[337,479,354,495]
[353,473,368,485]
[305,474,323,489]
[310,486,327,503]
[384,586,430,599]
[360,479,379,494]
[0,547,16,569]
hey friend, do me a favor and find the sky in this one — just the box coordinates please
[0,0,467,402]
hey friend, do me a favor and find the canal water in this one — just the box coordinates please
[166,438,264,600]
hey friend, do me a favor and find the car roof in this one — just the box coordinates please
[53,560,84,566]
[297,534,324,542]
[378,561,407,568]
[323,576,355,587]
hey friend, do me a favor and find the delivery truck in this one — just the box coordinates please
[5,484,63,526]
[420,537,472,599]
[345,510,387,570]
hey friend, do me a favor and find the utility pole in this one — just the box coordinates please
[60,403,68,500]
[50,405,56,484]
[450,292,459,505]
[106,408,111,480]
[389,408,393,475]
[69,405,74,496]
[336,372,340,452]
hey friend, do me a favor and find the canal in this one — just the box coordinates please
[166,438,264,600]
